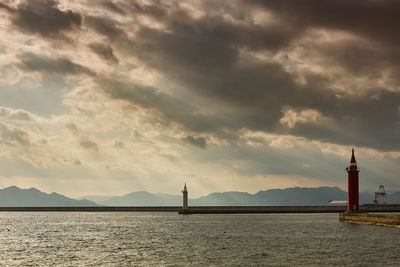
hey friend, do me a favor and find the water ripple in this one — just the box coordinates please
[0,212,399,266]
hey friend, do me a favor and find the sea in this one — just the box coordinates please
[0,212,399,266]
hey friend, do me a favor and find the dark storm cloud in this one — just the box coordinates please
[131,3,400,150]
[310,39,389,76]
[19,53,94,76]
[81,1,400,151]
[111,25,317,124]
[1,0,81,39]
[125,0,167,17]
[0,3,13,12]
[0,123,30,146]
[248,0,400,77]
[85,3,298,55]
[88,0,167,17]
[93,0,126,14]
[85,16,129,42]
[87,12,313,129]
[183,136,206,149]
[249,0,400,46]
[89,43,118,64]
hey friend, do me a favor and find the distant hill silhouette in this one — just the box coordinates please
[0,186,97,207]
[192,191,257,206]
[4,186,399,207]
[83,186,384,206]
[77,195,112,203]
[191,187,374,206]
[99,191,181,206]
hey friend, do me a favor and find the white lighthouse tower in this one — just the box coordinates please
[182,182,188,210]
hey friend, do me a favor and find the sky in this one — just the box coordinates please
[0,0,399,198]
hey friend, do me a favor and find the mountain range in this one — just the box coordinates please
[1,186,400,207]
[0,186,96,207]
[80,186,400,206]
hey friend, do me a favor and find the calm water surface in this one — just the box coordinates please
[0,212,399,266]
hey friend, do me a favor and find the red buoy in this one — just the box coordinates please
[346,148,359,211]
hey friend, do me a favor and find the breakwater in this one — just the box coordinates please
[179,205,400,214]
[339,212,400,228]
[1,205,400,213]
[179,206,347,214]
[0,206,181,212]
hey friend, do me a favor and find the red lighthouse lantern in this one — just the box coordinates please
[346,148,359,212]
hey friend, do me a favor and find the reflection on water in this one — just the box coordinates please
[0,212,399,266]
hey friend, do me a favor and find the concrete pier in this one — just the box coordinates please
[178,205,400,214]
[178,206,347,214]
[0,205,399,214]
[339,212,400,228]
[0,206,181,212]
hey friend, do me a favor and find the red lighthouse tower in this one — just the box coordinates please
[346,148,359,212]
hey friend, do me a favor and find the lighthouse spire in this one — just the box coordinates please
[350,148,357,164]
